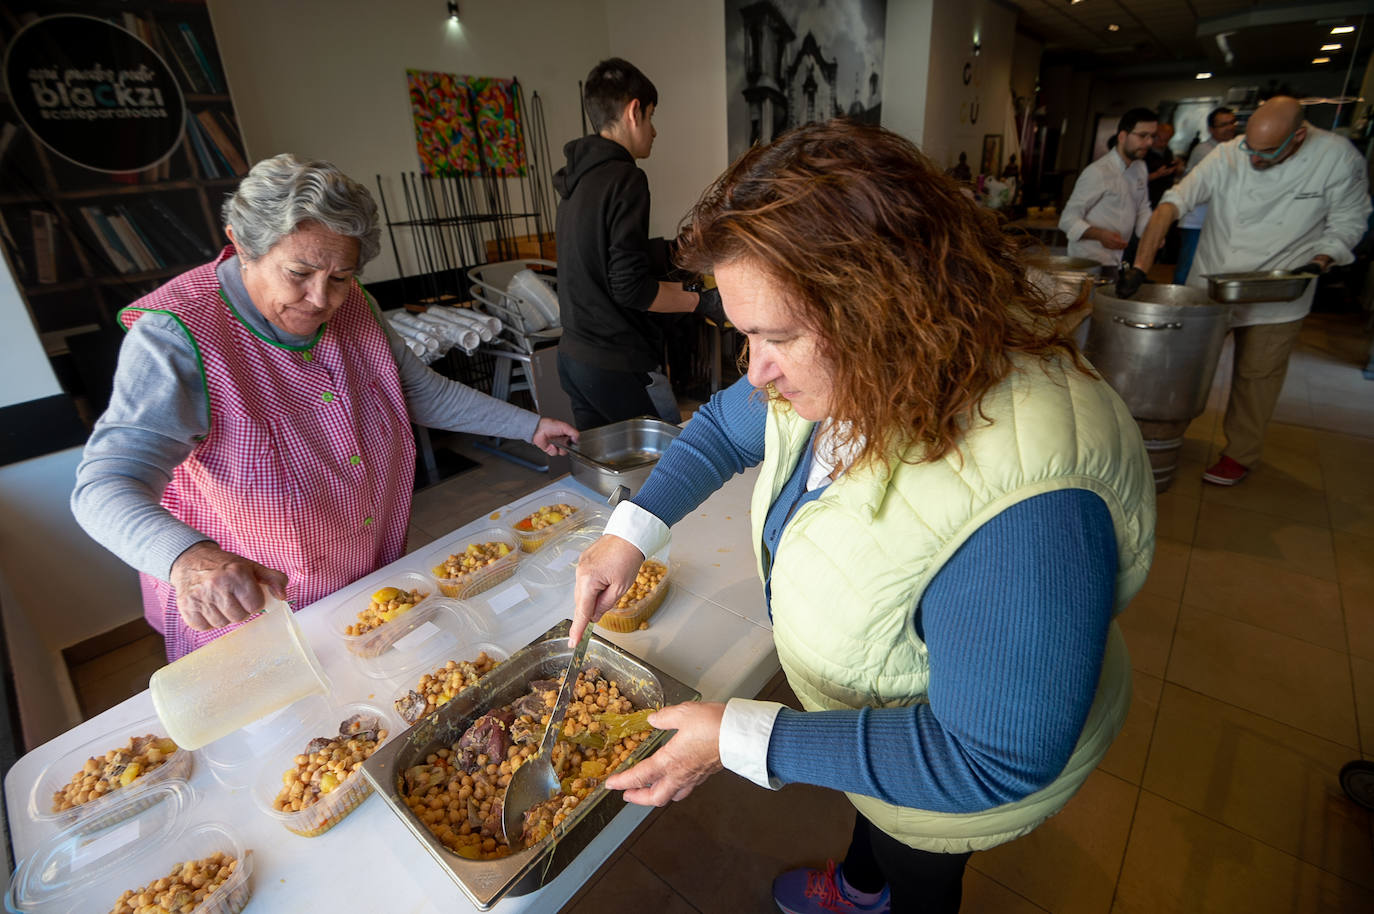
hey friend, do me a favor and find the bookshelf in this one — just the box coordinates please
[0,1,248,420]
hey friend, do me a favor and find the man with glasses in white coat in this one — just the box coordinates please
[1126,96,1370,486]
[1060,108,1158,267]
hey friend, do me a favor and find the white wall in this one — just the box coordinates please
[920,0,1019,175]
[0,268,60,409]
[881,0,934,148]
[0,448,142,746]
[604,1,728,240]
[207,0,612,283]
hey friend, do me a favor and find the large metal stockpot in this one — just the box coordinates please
[1024,253,1114,333]
[1083,284,1231,491]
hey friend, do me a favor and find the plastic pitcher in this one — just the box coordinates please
[149,597,331,750]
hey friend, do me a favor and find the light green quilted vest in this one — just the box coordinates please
[752,354,1155,852]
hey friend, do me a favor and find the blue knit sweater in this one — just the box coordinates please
[632,378,1117,813]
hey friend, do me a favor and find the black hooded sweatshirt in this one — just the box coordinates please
[553,135,661,372]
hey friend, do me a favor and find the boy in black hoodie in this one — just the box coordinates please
[554,58,712,430]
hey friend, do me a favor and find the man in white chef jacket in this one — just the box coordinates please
[1174,106,1238,283]
[1130,96,1371,486]
[1059,108,1158,266]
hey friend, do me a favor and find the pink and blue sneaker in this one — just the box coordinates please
[773,860,891,914]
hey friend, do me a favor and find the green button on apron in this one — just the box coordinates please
[321,392,334,403]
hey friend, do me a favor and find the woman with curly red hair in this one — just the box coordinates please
[571,121,1156,914]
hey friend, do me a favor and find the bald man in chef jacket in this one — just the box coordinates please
[1129,96,1371,487]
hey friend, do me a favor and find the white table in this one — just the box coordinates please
[5,472,778,912]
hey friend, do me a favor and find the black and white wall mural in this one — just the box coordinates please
[724,0,887,163]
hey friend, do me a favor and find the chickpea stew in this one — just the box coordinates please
[400,667,653,859]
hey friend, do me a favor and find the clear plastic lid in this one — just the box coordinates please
[8,780,252,914]
[418,526,522,600]
[325,569,442,659]
[346,598,500,682]
[252,700,398,838]
[452,567,563,638]
[27,713,194,831]
[497,488,600,553]
[198,694,331,790]
[518,518,666,593]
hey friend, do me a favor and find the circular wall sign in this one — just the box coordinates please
[3,15,185,173]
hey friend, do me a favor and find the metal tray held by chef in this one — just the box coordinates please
[360,619,700,910]
[1204,270,1313,304]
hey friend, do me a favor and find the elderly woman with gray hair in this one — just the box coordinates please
[73,154,577,660]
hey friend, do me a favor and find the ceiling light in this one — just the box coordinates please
[447,0,459,20]
[1107,23,1120,31]
[1196,72,1213,79]
[1313,57,1332,64]
[1322,43,1342,51]
[1332,26,1355,34]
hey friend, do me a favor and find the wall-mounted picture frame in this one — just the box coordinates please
[980,133,1002,177]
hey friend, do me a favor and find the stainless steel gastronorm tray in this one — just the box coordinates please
[1204,270,1313,303]
[564,416,681,497]
[360,620,699,910]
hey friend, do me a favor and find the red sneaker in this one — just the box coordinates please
[1203,455,1249,486]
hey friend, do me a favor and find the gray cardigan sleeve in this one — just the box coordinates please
[70,314,215,581]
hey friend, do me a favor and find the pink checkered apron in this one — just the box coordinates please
[120,246,416,659]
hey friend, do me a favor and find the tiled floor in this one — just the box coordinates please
[67,311,1374,912]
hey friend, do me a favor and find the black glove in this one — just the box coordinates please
[692,285,728,325]
[1292,261,1324,276]
[1115,266,1148,299]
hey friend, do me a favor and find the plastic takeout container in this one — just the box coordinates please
[27,714,194,832]
[150,597,331,751]
[596,545,675,634]
[422,527,522,600]
[8,781,252,914]
[348,598,499,682]
[327,570,440,659]
[499,488,598,553]
[253,701,398,837]
[388,610,509,725]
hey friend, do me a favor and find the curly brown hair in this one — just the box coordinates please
[675,120,1086,469]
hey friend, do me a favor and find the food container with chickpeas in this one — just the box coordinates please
[518,524,674,633]
[251,701,398,838]
[498,488,598,553]
[361,619,699,910]
[7,780,252,914]
[419,527,523,600]
[325,570,441,659]
[26,715,193,832]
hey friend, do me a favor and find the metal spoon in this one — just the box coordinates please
[501,622,595,846]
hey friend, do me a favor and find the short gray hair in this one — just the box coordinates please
[222,153,381,269]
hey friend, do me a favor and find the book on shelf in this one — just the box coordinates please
[79,207,136,274]
[158,21,210,94]
[30,210,58,284]
[195,110,247,174]
[179,23,224,94]
[116,205,168,270]
[183,116,221,178]
[139,197,217,262]
[107,209,159,271]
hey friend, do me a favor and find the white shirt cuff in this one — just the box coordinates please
[719,697,785,790]
[603,500,670,560]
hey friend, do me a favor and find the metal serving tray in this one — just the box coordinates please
[564,417,681,497]
[360,619,699,910]
[1204,270,1313,303]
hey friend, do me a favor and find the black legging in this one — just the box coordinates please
[556,352,656,431]
[840,813,971,913]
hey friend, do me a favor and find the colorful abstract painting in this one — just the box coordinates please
[407,70,525,177]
